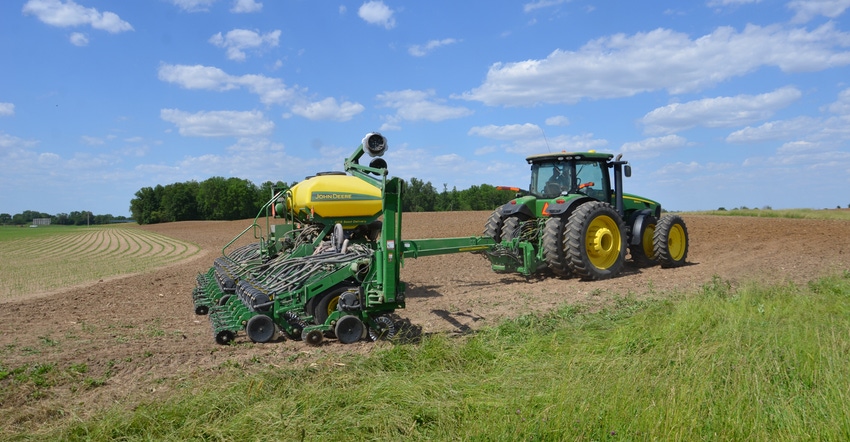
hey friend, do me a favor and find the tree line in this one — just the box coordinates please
[128,176,517,225]
[0,210,130,226]
[2,176,519,227]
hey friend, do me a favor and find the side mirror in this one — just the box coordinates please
[624,165,631,178]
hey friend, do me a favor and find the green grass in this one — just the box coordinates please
[10,272,849,441]
[687,207,850,220]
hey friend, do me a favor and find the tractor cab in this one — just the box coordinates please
[528,152,612,202]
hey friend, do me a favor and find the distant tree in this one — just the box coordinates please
[0,213,10,224]
[130,185,164,225]
[404,178,437,212]
[717,207,727,211]
[161,181,200,222]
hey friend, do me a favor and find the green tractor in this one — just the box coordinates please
[484,151,688,280]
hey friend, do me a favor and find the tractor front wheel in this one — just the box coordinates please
[542,216,571,276]
[565,201,626,280]
[653,215,689,268]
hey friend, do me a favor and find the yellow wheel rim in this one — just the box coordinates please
[326,296,340,316]
[641,223,656,258]
[667,223,686,261]
[585,215,622,269]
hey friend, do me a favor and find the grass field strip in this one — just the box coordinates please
[0,227,200,300]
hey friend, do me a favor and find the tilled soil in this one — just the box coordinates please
[1,212,849,431]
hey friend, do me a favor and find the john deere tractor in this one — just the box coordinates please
[483,151,688,280]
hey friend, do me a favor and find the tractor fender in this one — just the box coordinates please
[627,210,654,245]
[546,196,594,217]
[499,200,535,219]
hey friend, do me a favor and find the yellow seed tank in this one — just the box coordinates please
[286,174,382,219]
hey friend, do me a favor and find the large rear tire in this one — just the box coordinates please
[565,201,626,280]
[653,215,689,268]
[483,208,504,242]
[542,216,571,276]
[500,216,522,242]
[630,215,657,267]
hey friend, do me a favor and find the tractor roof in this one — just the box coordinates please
[525,151,614,164]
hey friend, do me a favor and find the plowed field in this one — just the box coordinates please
[2,212,850,431]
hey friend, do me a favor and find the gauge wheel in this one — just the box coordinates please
[245,314,276,343]
[565,201,626,280]
[335,315,365,344]
[653,214,689,268]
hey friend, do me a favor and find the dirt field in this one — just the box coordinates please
[2,212,850,431]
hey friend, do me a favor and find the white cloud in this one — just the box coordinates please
[377,89,473,124]
[524,0,570,13]
[157,63,297,104]
[459,23,850,106]
[468,123,606,155]
[22,0,133,33]
[827,87,850,114]
[160,109,274,137]
[69,32,88,46]
[289,98,365,121]
[545,115,570,126]
[359,1,396,29]
[707,0,761,6]
[408,38,459,57]
[726,116,820,143]
[0,103,14,117]
[231,0,262,13]
[209,29,281,61]
[641,86,802,134]
[469,123,542,140]
[788,0,850,23]
[169,0,217,12]
[620,135,689,159]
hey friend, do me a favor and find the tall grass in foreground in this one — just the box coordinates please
[35,273,850,441]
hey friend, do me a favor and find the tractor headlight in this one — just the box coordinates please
[363,132,388,157]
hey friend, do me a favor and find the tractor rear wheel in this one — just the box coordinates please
[500,216,522,242]
[653,215,689,268]
[542,216,571,276]
[630,215,658,267]
[483,208,504,242]
[565,201,626,280]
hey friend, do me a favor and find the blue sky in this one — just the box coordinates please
[2,0,850,217]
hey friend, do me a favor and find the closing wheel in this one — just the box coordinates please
[653,214,689,268]
[217,294,231,306]
[335,315,364,344]
[369,315,397,341]
[215,330,235,345]
[565,201,626,280]
[195,305,209,315]
[630,215,657,267]
[542,216,571,276]
[246,314,276,343]
[302,329,324,347]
